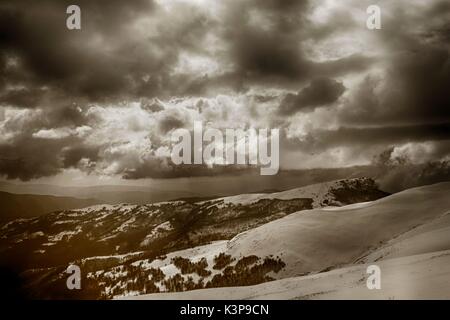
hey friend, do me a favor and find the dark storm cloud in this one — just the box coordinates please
[220,0,373,90]
[0,134,101,181]
[226,0,309,82]
[0,0,144,104]
[278,77,345,115]
[0,106,98,180]
[342,48,450,125]
[0,0,373,105]
[341,1,450,126]
[158,115,186,134]
[377,160,450,193]
[1,0,449,181]
[284,123,450,152]
[0,94,98,180]
[123,162,259,180]
[62,145,99,169]
[231,28,309,81]
[0,135,77,180]
[326,123,450,147]
[0,0,214,105]
[0,87,47,108]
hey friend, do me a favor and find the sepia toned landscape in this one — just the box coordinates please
[1,0,449,300]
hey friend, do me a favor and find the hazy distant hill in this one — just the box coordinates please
[0,192,101,222]
[1,163,448,205]
[0,182,198,205]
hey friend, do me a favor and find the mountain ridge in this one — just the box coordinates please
[0,191,101,222]
[0,177,390,299]
[131,181,450,300]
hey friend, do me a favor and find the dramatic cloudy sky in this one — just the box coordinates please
[0,0,449,182]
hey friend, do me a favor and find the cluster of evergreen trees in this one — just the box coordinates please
[84,253,285,298]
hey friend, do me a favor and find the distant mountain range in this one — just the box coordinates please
[0,181,199,206]
[0,192,101,222]
[1,162,448,212]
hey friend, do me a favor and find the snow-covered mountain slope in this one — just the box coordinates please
[123,180,450,293]
[129,181,450,300]
[2,179,448,299]
[360,205,450,263]
[0,178,389,299]
[222,182,450,278]
[0,178,385,271]
[132,249,450,300]
[127,181,450,286]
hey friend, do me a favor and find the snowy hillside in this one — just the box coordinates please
[131,181,450,300]
[214,177,384,207]
[224,182,450,277]
[0,178,389,299]
[133,250,450,300]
